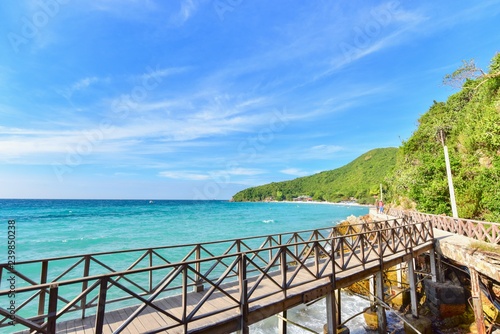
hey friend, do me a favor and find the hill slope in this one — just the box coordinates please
[388,52,500,221]
[232,147,398,204]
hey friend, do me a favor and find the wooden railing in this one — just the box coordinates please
[0,217,434,333]
[388,209,500,244]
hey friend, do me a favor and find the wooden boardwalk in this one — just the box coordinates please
[1,217,434,334]
[57,247,432,334]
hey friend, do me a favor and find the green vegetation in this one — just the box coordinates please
[233,52,500,221]
[388,52,500,221]
[232,148,397,204]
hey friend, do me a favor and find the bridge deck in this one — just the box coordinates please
[3,218,435,334]
[46,242,432,334]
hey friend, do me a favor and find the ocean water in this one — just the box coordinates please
[0,200,368,261]
[0,199,401,333]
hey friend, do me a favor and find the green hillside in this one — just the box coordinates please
[234,53,500,220]
[232,147,398,204]
[388,52,500,221]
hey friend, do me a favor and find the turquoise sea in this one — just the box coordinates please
[0,200,368,261]
[0,199,403,333]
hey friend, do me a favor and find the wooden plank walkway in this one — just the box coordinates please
[49,240,433,334]
[3,218,435,334]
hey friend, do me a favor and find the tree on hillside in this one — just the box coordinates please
[391,52,500,221]
[443,55,500,90]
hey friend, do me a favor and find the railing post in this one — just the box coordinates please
[403,223,409,251]
[81,255,91,319]
[294,234,299,258]
[239,254,249,334]
[275,234,282,268]
[182,265,188,332]
[148,249,153,293]
[38,260,48,320]
[46,283,58,334]
[330,237,336,276]
[267,237,273,267]
[377,230,383,264]
[194,245,204,292]
[339,237,345,269]
[428,219,434,239]
[361,233,366,264]
[280,246,287,296]
[95,276,109,334]
[314,242,320,277]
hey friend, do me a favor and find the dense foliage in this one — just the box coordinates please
[388,53,500,221]
[232,148,397,204]
[233,53,500,221]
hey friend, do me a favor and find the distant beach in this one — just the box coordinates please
[266,200,373,208]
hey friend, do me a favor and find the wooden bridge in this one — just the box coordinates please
[1,216,436,334]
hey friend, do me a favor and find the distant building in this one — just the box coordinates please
[293,195,313,202]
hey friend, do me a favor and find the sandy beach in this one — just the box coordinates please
[267,200,373,208]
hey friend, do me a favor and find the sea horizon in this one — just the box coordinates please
[0,199,404,333]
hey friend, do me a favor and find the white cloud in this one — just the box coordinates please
[280,168,309,177]
[0,97,283,164]
[158,166,266,182]
[158,171,210,180]
[178,0,198,23]
[72,77,100,91]
[225,168,265,176]
[140,66,191,81]
[56,76,109,102]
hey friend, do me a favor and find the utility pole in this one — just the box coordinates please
[439,129,458,218]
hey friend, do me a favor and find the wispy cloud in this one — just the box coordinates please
[322,6,427,77]
[72,77,100,91]
[1,0,497,199]
[158,171,211,180]
[0,92,278,164]
[280,168,310,177]
[56,76,110,103]
[158,166,266,181]
[224,168,265,176]
[140,66,191,81]
[177,0,198,24]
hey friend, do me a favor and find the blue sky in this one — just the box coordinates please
[0,1,499,200]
